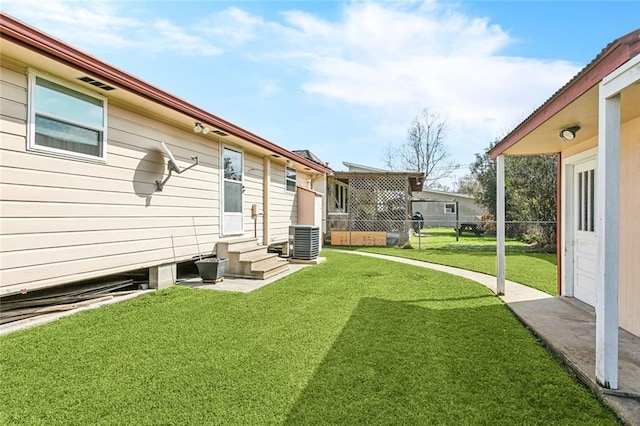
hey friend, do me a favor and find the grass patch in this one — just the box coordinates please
[344,227,557,295]
[0,251,613,425]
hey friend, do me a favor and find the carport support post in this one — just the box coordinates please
[595,87,621,389]
[496,155,505,295]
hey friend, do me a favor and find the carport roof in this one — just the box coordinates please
[489,28,640,159]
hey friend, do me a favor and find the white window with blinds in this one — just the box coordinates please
[285,167,297,192]
[28,70,107,161]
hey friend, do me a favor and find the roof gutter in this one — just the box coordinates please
[0,13,333,175]
[489,28,640,160]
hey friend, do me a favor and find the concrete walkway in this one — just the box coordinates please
[334,250,640,425]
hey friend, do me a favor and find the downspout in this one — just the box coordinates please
[323,172,327,243]
[312,172,327,244]
[263,156,270,246]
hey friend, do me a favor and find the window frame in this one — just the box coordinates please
[222,146,244,214]
[444,202,457,215]
[285,166,297,193]
[27,70,108,162]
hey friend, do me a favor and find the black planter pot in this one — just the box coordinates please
[195,258,227,281]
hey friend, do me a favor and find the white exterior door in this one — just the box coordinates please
[573,158,597,306]
[221,146,244,236]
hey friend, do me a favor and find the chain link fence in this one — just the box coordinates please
[327,219,557,254]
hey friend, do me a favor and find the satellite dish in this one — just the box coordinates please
[156,142,199,191]
[162,142,182,173]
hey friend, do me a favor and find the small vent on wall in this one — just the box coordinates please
[77,76,116,91]
[212,130,228,136]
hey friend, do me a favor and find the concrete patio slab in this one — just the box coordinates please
[176,263,314,293]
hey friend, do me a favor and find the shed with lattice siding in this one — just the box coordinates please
[326,171,424,246]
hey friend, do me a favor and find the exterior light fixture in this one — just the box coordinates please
[559,126,580,141]
[194,122,210,134]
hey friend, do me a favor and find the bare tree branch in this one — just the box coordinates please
[384,108,458,189]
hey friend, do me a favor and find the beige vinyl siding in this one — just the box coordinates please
[268,162,296,242]
[0,63,222,295]
[619,116,640,336]
[267,163,314,243]
[243,152,264,240]
[0,65,27,139]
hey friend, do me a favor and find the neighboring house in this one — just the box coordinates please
[0,14,332,296]
[327,162,424,246]
[489,28,639,390]
[412,189,485,227]
[341,161,389,173]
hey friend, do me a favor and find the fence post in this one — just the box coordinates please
[455,199,459,242]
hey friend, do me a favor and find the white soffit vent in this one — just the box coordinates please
[77,76,116,91]
[212,130,228,136]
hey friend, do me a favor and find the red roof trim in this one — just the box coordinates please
[489,28,640,159]
[0,13,332,174]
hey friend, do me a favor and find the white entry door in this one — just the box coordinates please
[573,159,597,306]
[221,146,243,236]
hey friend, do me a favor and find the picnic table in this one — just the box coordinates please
[454,223,484,237]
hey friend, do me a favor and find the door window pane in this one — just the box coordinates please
[589,170,595,232]
[577,169,595,232]
[224,148,242,181]
[224,181,242,213]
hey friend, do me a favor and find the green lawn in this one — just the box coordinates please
[348,227,558,295]
[0,251,613,425]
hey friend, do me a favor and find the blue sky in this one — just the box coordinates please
[2,1,638,189]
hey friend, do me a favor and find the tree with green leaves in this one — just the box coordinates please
[462,142,557,251]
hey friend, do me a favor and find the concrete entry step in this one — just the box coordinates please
[240,252,280,271]
[216,237,260,258]
[251,259,290,280]
[218,237,289,280]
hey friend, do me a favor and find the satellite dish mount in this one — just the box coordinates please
[156,142,199,191]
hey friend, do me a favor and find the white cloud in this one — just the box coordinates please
[268,1,581,140]
[151,19,223,56]
[1,0,223,56]
[259,80,282,97]
[196,7,265,46]
[2,0,584,172]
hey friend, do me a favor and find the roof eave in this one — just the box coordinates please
[0,13,333,175]
[489,28,640,159]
